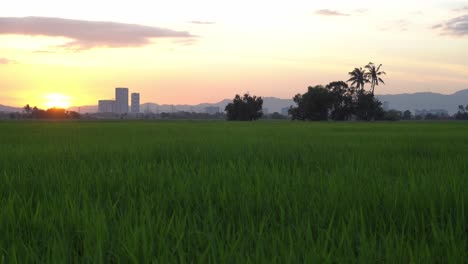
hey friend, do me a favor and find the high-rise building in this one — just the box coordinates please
[115,88,129,114]
[131,93,140,113]
[98,100,114,113]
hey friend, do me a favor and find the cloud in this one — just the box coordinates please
[453,6,468,12]
[0,58,16,64]
[0,17,195,51]
[189,21,215,25]
[314,9,350,16]
[433,15,468,36]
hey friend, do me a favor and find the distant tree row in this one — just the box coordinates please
[21,104,80,119]
[225,62,387,121]
[358,106,468,121]
[455,105,468,120]
[159,111,225,120]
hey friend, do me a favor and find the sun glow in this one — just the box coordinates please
[44,94,71,109]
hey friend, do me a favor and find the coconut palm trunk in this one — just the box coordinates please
[365,62,386,96]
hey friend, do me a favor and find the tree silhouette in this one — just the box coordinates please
[347,68,368,92]
[402,110,412,120]
[225,93,263,121]
[326,81,357,121]
[289,85,334,121]
[355,92,384,121]
[23,104,31,115]
[365,62,386,95]
[455,104,468,120]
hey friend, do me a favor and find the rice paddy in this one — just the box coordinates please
[0,121,467,262]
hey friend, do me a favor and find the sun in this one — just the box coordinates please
[44,93,71,109]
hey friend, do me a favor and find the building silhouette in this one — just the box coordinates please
[98,100,114,113]
[98,87,141,115]
[115,88,129,114]
[131,93,140,113]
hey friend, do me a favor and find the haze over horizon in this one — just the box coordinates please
[1,0,467,109]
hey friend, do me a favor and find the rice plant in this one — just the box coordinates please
[0,121,467,262]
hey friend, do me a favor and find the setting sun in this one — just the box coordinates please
[44,93,71,109]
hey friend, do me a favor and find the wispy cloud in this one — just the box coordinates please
[452,6,468,12]
[0,58,17,64]
[189,21,215,25]
[433,15,468,36]
[314,9,350,17]
[0,17,195,51]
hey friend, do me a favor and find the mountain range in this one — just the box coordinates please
[2,89,468,115]
[377,89,468,115]
[0,104,21,113]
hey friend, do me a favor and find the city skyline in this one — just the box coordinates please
[98,88,140,114]
[0,0,467,108]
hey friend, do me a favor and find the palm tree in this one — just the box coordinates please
[365,62,386,95]
[347,67,368,92]
[23,104,31,115]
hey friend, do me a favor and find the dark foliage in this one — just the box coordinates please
[225,94,263,121]
[22,106,81,119]
[347,63,386,95]
[159,111,225,120]
[455,112,468,120]
[455,105,468,120]
[289,85,334,121]
[289,83,384,121]
[268,112,287,120]
[383,110,402,121]
[425,113,439,120]
[365,62,386,95]
[354,92,384,121]
[402,110,412,120]
[327,81,357,121]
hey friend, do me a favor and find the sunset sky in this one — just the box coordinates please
[1,0,467,108]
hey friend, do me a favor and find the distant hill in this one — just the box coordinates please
[136,90,468,115]
[2,89,468,114]
[140,97,295,114]
[0,104,21,113]
[377,89,468,114]
[68,105,98,113]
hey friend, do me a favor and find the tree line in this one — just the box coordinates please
[226,62,387,121]
[20,104,81,119]
[455,105,468,120]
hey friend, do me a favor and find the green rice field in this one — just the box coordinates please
[0,121,467,262]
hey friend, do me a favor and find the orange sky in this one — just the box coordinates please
[1,0,468,108]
